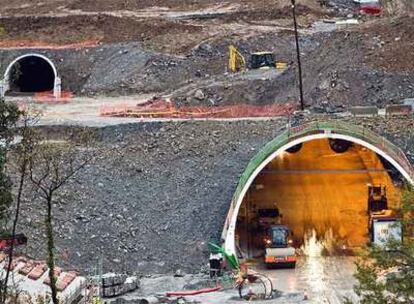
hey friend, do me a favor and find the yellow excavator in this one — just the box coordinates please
[228,45,287,73]
[229,45,246,73]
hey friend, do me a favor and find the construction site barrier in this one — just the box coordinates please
[349,106,378,117]
[0,40,100,50]
[385,104,412,116]
[100,100,298,119]
[34,91,73,103]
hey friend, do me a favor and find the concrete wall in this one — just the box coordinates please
[17,116,414,274]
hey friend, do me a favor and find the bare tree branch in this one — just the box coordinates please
[26,129,101,304]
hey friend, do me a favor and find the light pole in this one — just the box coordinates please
[291,0,305,111]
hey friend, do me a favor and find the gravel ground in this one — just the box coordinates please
[16,119,288,275]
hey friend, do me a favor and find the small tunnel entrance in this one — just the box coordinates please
[235,138,404,259]
[8,56,55,94]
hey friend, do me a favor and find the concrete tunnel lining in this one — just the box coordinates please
[1,53,61,98]
[223,128,414,257]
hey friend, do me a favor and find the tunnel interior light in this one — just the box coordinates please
[255,184,264,190]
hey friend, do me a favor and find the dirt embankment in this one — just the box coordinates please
[169,17,414,108]
[68,0,237,11]
[0,0,412,107]
[0,0,324,14]
[0,15,203,46]
[0,0,329,52]
[357,17,414,73]
[0,16,413,107]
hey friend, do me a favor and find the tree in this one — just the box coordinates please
[27,129,97,304]
[0,98,20,230]
[2,113,36,303]
[0,98,21,302]
[346,186,414,304]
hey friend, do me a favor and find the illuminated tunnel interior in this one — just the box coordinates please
[8,56,55,94]
[235,138,403,259]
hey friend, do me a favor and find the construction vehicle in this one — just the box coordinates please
[249,52,276,69]
[264,225,296,268]
[229,45,246,73]
[229,45,287,73]
[367,184,402,246]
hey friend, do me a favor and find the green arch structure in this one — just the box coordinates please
[222,120,414,256]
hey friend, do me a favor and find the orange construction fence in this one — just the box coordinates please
[100,99,298,119]
[34,91,74,104]
[0,40,100,50]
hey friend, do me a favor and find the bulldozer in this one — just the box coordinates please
[264,225,296,268]
[228,45,287,73]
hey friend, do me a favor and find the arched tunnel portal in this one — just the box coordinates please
[1,54,61,98]
[222,121,414,260]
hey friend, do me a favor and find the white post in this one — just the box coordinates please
[0,80,4,98]
[53,76,61,99]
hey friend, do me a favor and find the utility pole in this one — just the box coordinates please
[291,0,305,111]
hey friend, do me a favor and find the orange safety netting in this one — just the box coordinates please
[100,99,298,119]
[34,91,74,104]
[0,40,100,50]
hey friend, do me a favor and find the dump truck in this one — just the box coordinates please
[264,225,296,268]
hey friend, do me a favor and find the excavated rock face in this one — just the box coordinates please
[15,116,413,275]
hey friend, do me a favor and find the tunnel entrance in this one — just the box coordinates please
[236,138,402,259]
[1,54,61,98]
[222,122,414,262]
[9,56,55,94]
